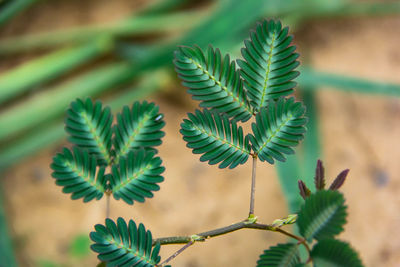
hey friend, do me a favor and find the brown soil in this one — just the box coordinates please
[1,1,400,266]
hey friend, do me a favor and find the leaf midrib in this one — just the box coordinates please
[191,59,252,115]
[115,113,151,164]
[256,114,292,155]
[113,164,152,192]
[66,161,103,192]
[192,123,248,155]
[304,202,340,239]
[81,111,112,164]
[259,31,276,109]
[105,236,155,265]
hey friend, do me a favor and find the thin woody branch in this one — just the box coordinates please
[152,215,298,246]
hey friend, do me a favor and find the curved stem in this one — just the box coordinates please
[249,155,258,216]
[153,220,293,246]
[153,218,307,266]
[106,193,111,218]
[157,241,194,267]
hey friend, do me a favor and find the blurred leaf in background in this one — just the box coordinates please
[68,234,91,260]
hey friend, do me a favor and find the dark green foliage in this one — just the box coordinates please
[297,190,347,241]
[237,19,299,111]
[113,101,165,164]
[50,147,107,202]
[174,45,253,122]
[311,239,363,267]
[249,97,307,163]
[90,218,161,267]
[110,149,165,205]
[66,98,113,166]
[51,99,166,204]
[180,109,251,169]
[257,243,300,267]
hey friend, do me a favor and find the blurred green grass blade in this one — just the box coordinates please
[121,0,271,74]
[0,63,134,142]
[0,0,38,26]
[0,69,170,171]
[0,39,112,104]
[302,89,322,187]
[0,122,64,170]
[274,90,322,213]
[316,1,400,17]
[0,186,17,267]
[299,67,400,96]
[275,155,303,213]
[138,0,190,15]
[0,11,203,54]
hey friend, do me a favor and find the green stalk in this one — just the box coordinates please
[0,38,113,104]
[299,67,400,96]
[138,0,191,15]
[0,0,38,26]
[302,89,322,183]
[0,184,17,267]
[0,69,171,171]
[275,155,303,213]
[0,63,134,141]
[0,11,204,54]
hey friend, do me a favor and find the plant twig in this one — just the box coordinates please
[153,218,307,265]
[275,228,311,255]
[106,193,111,218]
[249,155,257,216]
[157,241,194,267]
[152,220,295,246]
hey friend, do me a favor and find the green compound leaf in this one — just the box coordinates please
[237,19,299,111]
[249,97,307,164]
[109,149,165,205]
[180,109,251,169]
[297,190,347,242]
[50,147,107,202]
[311,239,364,267]
[90,217,161,267]
[66,98,113,166]
[174,45,253,122]
[113,101,165,164]
[257,243,301,267]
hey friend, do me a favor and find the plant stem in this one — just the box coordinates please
[249,155,257,216]
[275,228,311,255]
[106,193,110,218]
[153,219,308,265]
[157,241,194,267]
[153,220,278,246]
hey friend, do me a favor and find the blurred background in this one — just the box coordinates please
[0,0,400,266]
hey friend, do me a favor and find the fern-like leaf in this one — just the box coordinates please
[50,147,107,202]
[257,243,301,267]
[237,19,299,111]
[249,97,307,163]
[311,239,364,267]
[113,101,165,164]
[174,45,253,122]
[297,190,347,242]
[90,217,161,267]
[66,98,113,165]
[110,149,165,205]
[180,109,251,169]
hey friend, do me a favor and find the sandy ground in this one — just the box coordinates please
[1,1,400,266]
